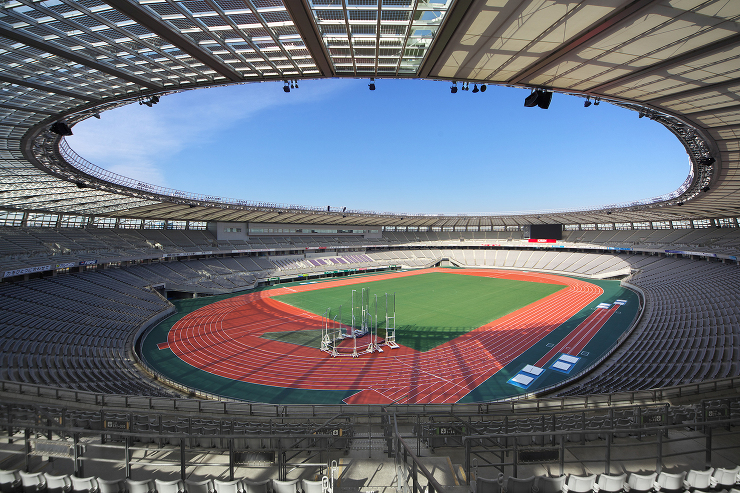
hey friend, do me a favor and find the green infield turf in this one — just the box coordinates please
[272,272,565,352]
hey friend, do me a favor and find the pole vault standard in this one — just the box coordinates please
[323,289,399,357]
[385,292,399,349]
[321,308,340,357]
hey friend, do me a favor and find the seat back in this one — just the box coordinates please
[70,477,97,493]
[19,473,45,493]
[97,480,123,493]
[627,473,656,492]
[301,480,322,493]
[656,472,684,492]
[597,474,626,493]
[507,477,535,493]
[567,475,596,493]
[183,480,212,493]
[43,475,71,493]
[272,480,298,493]
[476,477,502,493]
[212,481,239,493]
[125,480,153,493]
[0,470,21,493]
[686,470,713,491]
[240,480,269,493]
[535,476,565,493]
[154,480,182,493]
[714,467,740,487]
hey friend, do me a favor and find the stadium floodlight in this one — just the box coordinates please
[451,81,457,93]
[93,112,101,119]
[283,81,290,93]
[594,98,600,105]
[702,186,711,192]
[639,111,645,118]
[151,95,160,104]
[50,121,73,136]
[584,98,592,107]
[369,78,375,90]
[480,84,486,92]
[699,156,715,166]
[294,80,299,89]
[472,84,479,93]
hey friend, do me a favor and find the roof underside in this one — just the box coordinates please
[0,0,738,228]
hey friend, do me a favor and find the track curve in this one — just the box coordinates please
[167,268,603,404]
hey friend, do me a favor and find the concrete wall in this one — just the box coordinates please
[208,222,249,241]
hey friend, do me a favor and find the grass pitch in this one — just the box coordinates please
[272,272,564,352]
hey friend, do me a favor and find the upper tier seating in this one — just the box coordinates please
[560,256,740,395]
[0,270,173,396]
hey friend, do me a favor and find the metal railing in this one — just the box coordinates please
[4,376,740,418]
[463,416,740,483]
[393,413,452,493]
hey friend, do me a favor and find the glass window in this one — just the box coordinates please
[60,215,86,228]
[168,220,187,230]
[26,213,58,227]
[0,211,24,227]
[671,220,691,229]
[480,226,491,231]
[118,218,142,229]
[632,222,651,230]
[597,223,614,230]
[717,218,736,228]
[564,224,579,231]
[189,221,207,230]
[614,223,631,230]
[652,221,671,229]
[144,220,166,229]
[93,217,116,228]
[581,224,596,230]
[693,219,711,228]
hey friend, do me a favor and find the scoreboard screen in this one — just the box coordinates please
[529,224,563,240]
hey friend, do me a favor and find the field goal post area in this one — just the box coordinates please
[320,289,398,357]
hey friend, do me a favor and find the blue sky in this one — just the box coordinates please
[69,79,689,215]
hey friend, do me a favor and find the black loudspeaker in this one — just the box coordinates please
[50,121,73,136]
[537,91,553,109]
[524,92,539,107]
[524,91,553,109]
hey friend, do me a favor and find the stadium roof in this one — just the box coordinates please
[0,0,738,228]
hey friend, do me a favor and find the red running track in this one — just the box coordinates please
[534,305,619,368]
[167,268,603,404]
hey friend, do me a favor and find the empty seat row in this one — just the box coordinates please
[0,472,322,493]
